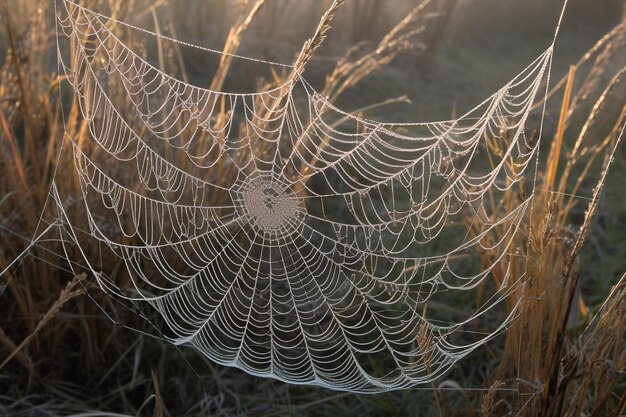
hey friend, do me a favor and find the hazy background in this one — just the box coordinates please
[115,0,625,119]
[0,1,624,416]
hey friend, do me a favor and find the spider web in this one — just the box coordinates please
[7,0,564,393]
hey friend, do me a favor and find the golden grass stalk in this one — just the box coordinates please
[531,21,624,113]
[292,1,432,182]
[151,368,164,417]
[464,18,625,414]
[540,118,624,416]
[0,273,84,371]
[1,0,42,187]
[0,111,27,187]
[292,0,346,76]
[557,68,626,222]
[543,65,575,192]
[322,0,431,102]
[209,0,267,92]
[0,325,33,374]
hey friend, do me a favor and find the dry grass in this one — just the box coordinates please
[0,1,624,416]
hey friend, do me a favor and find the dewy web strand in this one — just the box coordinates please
[4,0,570,393]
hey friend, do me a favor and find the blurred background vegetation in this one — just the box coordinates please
[0,0,624,416]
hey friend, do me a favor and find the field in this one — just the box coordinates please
[0,0,625,416]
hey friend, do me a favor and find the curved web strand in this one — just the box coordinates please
[51,0,554,392]
[58,1,294,169]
